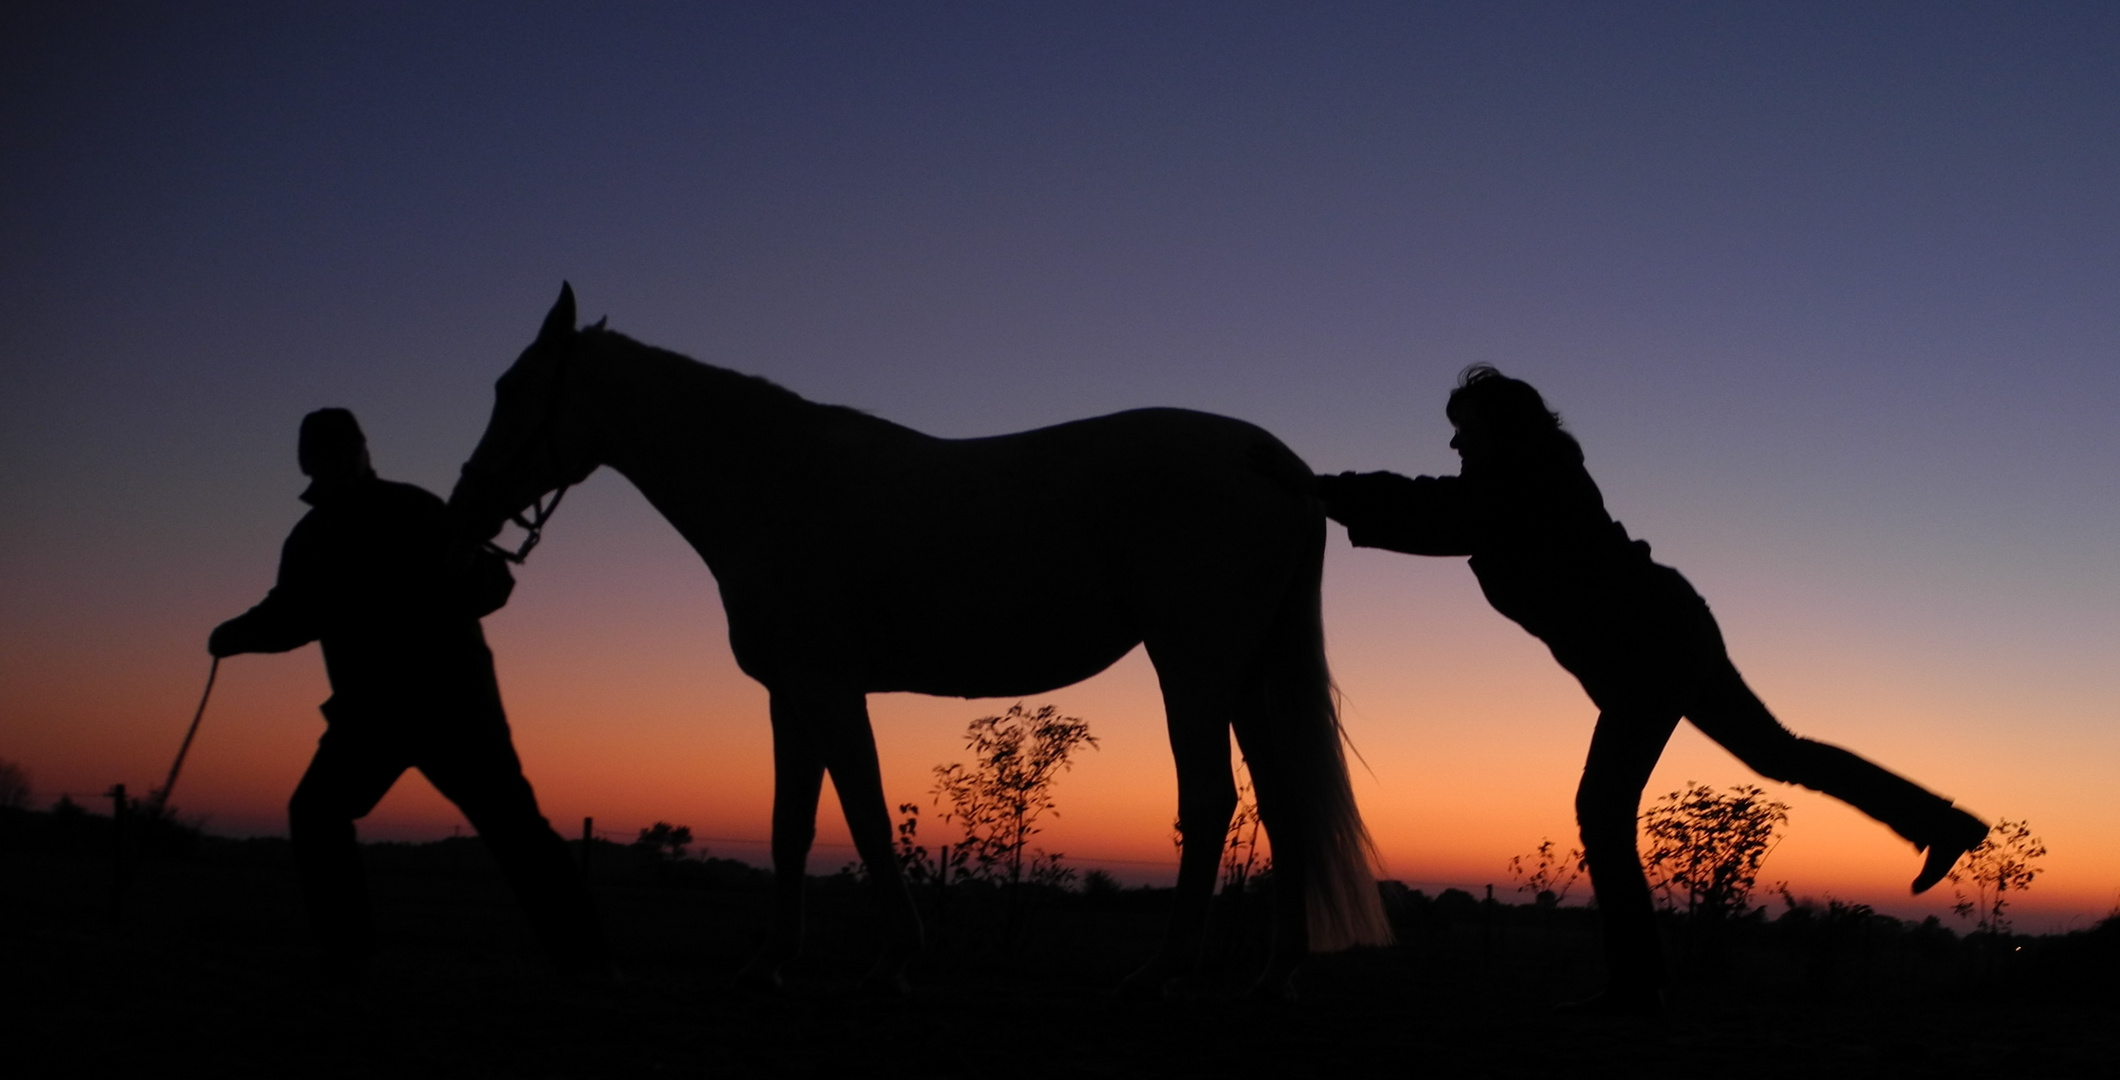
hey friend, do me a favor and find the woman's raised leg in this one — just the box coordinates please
[1684,660,1986,892]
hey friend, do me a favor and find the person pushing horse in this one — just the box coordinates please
[209,408,608,985]
[1319,365,1988,1017]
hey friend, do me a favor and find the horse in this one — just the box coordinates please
[448,284,1391,996]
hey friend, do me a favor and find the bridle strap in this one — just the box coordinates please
[476,314,604,565]
[485,482,570,564]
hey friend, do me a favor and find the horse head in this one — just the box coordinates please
[449,282,605,551]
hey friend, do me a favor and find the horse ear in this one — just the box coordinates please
[539,282,577,343]
[589,316,607,332]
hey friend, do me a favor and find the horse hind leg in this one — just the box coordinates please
[1118,675,1240,1001]
[1229,579,1391,999]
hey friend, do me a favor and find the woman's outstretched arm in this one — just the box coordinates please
[1317,470,1478,556]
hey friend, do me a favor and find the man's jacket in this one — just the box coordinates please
[216,473,514,725]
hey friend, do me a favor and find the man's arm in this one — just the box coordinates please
[402,481,513,619]
[456,542,516,619]
[209,525,323,657]
[1317,470,1477,556]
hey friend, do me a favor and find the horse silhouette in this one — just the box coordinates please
[447,284,1389,996]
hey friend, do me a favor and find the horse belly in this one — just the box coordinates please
[856,566,1142,698]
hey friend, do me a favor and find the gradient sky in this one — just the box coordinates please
[4,3,2116,930]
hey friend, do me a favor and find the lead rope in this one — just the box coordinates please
[151,656,219,811]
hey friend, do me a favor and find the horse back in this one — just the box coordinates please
[725,407,1320,695]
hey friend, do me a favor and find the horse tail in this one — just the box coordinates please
[1233,538,1393,952]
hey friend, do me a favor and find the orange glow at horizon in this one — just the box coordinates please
[13,515,2115,937]
[9,2,2120,964]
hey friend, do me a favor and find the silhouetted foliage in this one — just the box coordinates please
[363,835,501,877]
[1079,869,1121,898]
[1771,885,1909,989]
[1950,818,2046,936]
[634,821,695,862]
[1219,759,1269,896]
[0,792,201,859]
[931,703,1097,892]
[1640,782,1789,920]
[127,795,205,858]
[1433,888,1481,923]
[1507,837,1584,908]
[909,703,1099,948]
[889,801,942,885]
[20,815,2120,1076]
[0,758,29,809]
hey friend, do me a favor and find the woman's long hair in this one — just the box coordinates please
[1445,364,1580,465]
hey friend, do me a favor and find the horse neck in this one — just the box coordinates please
[577,334,820,557]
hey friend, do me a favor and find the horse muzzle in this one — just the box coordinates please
[446,467,518,543]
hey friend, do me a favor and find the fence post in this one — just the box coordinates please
[1482,883,1496,958]
[105,783,132,919]
[935,842,950,932]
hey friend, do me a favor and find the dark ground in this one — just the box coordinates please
[6,813,2118,1079]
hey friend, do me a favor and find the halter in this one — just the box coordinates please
[485,481,568,564]
[487,483,569,564]
[474,316,603,565]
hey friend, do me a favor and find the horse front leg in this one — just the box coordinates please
[735,699,826,991]
[811,692,923,994]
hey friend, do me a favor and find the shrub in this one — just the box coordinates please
[1640,782,1789,920]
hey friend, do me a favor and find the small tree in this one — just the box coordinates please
[931,703,1096,940]
[0,758,29,809]
[1079,869,1121,898]
[1949,818,2046,936]
[634,821,694,861]
[1640,782,1789,920]
[1508,838,1584,908]
[932,703,1097,890]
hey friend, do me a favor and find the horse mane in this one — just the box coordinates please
[581,326,809,404]
[566,327,917,488]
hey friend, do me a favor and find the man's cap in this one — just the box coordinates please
[298,408,366,460]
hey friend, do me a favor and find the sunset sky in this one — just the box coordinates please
[4,4,2116,931]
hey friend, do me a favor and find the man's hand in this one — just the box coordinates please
[207,620,244,658]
